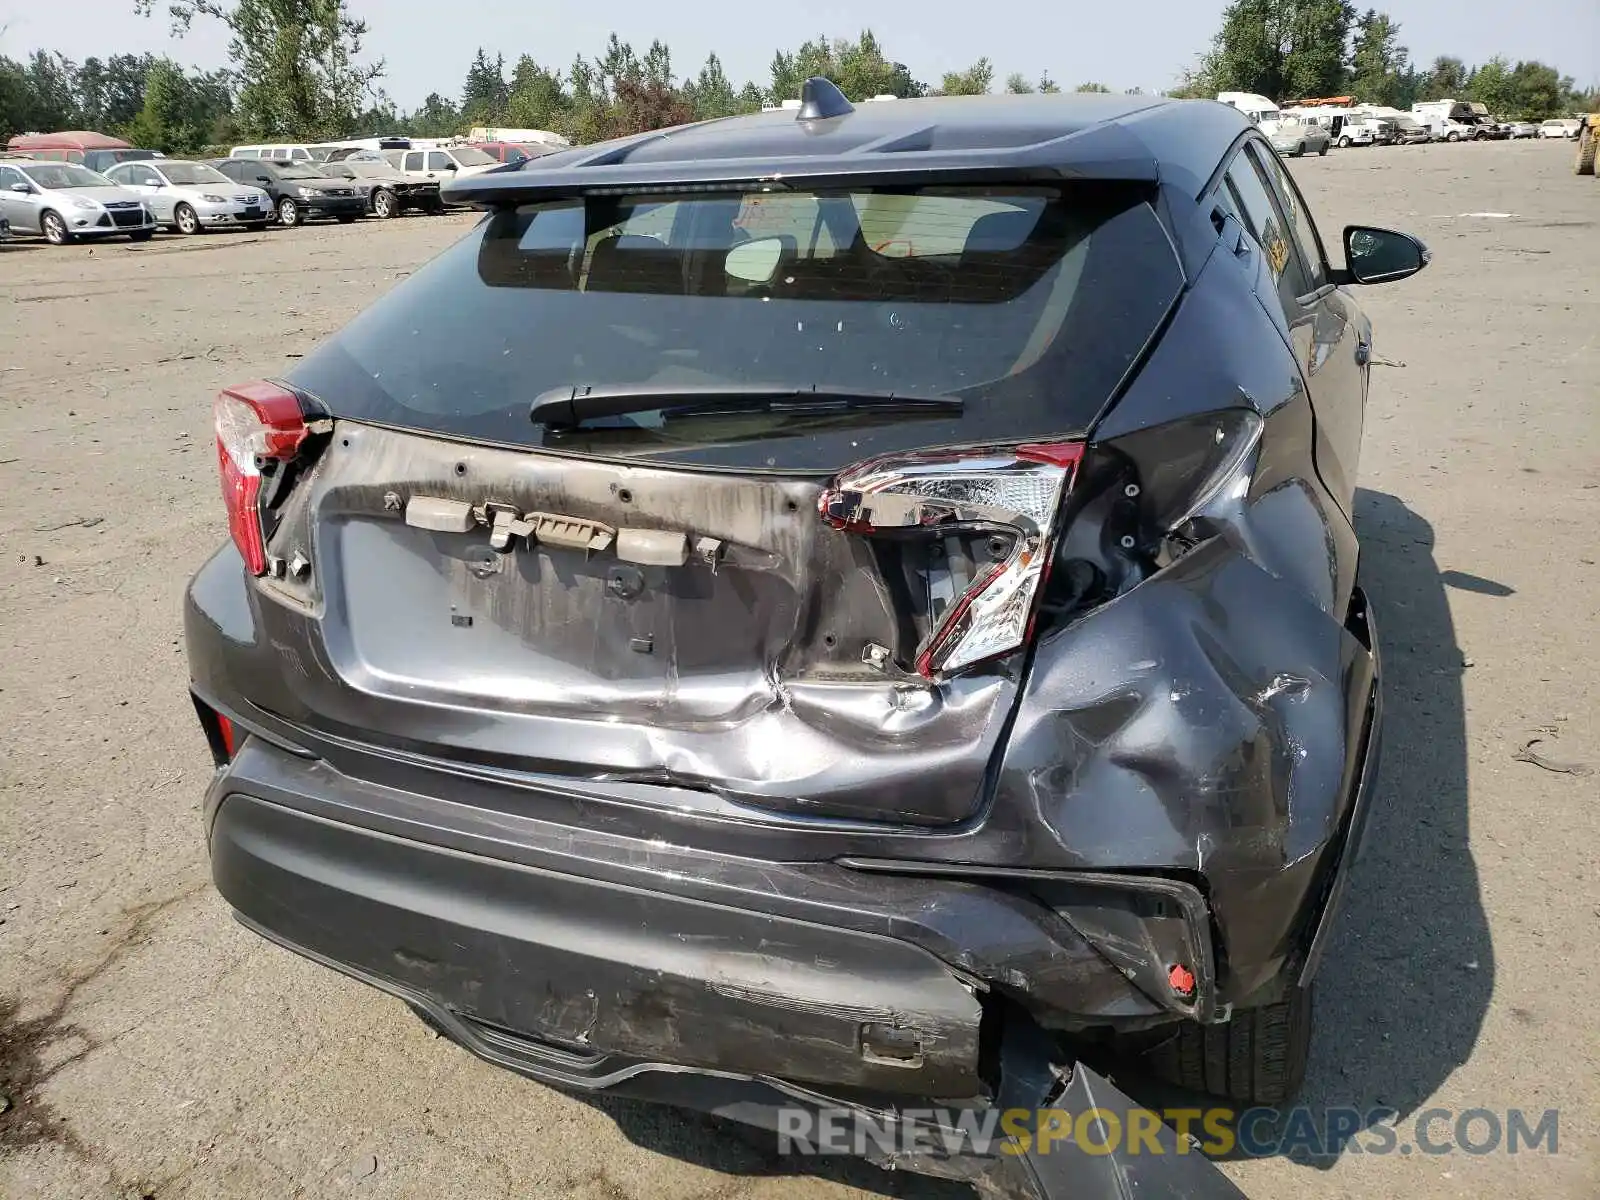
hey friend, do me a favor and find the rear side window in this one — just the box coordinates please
[426,152,453,170]
[1250,144,1327,289]
[1225,149,1311,313]
[404,152,423,171]
[289,182,1183,465]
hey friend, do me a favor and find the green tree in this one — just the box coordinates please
[1281,0,1355,98]
[1347,9,1408,106]
[767,32,925,104]
[504,56,571,130]
[1198,0,1353,99]
[1507,60,1574,119]
[684,53,740,119]
[135,0,384,139]
[403,92,460,138]
[21,51,82,129]
[461,48,508,124]
[1038,71,1061,93]
[1418,55,1468,100]
[0,58,29,139]
[939,57,993,96]
[1201,0,1285,96]
[1074,81,1111,92]
[1004,72,1032,94]
[120,58,229,152]
[1466,56,1515,116]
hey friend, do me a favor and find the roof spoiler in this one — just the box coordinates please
[440,119,1162,207]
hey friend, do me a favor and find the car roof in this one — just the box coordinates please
[446,90,1253,205]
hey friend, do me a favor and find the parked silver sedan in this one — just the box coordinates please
[103,159,274,234]
[1269,118,1332,158]
[0,159,157,245]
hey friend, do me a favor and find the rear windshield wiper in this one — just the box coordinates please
[530,383,963,429]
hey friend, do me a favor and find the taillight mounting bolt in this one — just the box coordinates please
[1124,483,1141,498]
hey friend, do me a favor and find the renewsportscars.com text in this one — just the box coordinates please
[776,1106,1560,1159]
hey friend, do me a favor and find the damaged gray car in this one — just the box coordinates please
[185,81,1429,1198]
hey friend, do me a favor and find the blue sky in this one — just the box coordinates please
[5,0,1597,110]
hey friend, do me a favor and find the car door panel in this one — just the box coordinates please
[0,167,30,231]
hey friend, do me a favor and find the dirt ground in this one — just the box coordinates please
[1,138,1597,1200]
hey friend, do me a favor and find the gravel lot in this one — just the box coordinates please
[1,139,1597,1200]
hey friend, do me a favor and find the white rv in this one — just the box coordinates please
[466,127,571,150]
[1216,92,1284,134]
[1411,100,1480,142]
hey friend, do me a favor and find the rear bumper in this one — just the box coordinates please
[212,785,987,1096]
[208,765,1254,1198]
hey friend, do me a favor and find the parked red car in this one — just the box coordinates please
[470,141,560,165]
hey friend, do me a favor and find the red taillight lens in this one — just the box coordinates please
[214,381,307,576]
[215,713,238,758]
[819,442,1083,679]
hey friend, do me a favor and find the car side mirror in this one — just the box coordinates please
[1341,225,1430,285]
[9,182,30,193]
[725,237,787,284]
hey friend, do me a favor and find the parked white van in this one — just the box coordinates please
[229,143,318,162]
[1216,92,1285,134]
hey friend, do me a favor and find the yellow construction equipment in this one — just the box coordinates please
[1577,114,1599,176]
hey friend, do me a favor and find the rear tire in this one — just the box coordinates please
[1143,986,1314,1107]
[1318,142,1329,156]
[1338,135,1352,148]
[1575,125,1597,176]
[1446,131,1460,142]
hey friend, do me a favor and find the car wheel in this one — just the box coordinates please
[1447,131,1460,142]
[1294,142,1306,157]
[41,210,70,246]
[128,229,154,242]
[277,197,301,228]
[174,203,201,235]
[1143,985,1314,1106]
[372,187,398,219]
[1338,135,1351,148]
[1318,142,1329,156]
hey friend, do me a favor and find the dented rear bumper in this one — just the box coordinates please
[208,754,1249,1198]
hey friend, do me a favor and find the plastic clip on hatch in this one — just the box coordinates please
[819,442,1084,679]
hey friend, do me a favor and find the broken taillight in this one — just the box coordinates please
[819,442,1083,678]
[214,381,308,576]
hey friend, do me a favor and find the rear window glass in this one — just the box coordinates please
[289,183,1182,466]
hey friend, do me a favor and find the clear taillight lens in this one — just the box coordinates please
[214,381,307,576]
[819,442,1083,678]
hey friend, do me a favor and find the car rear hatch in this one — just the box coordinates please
[212,174,1184,827]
